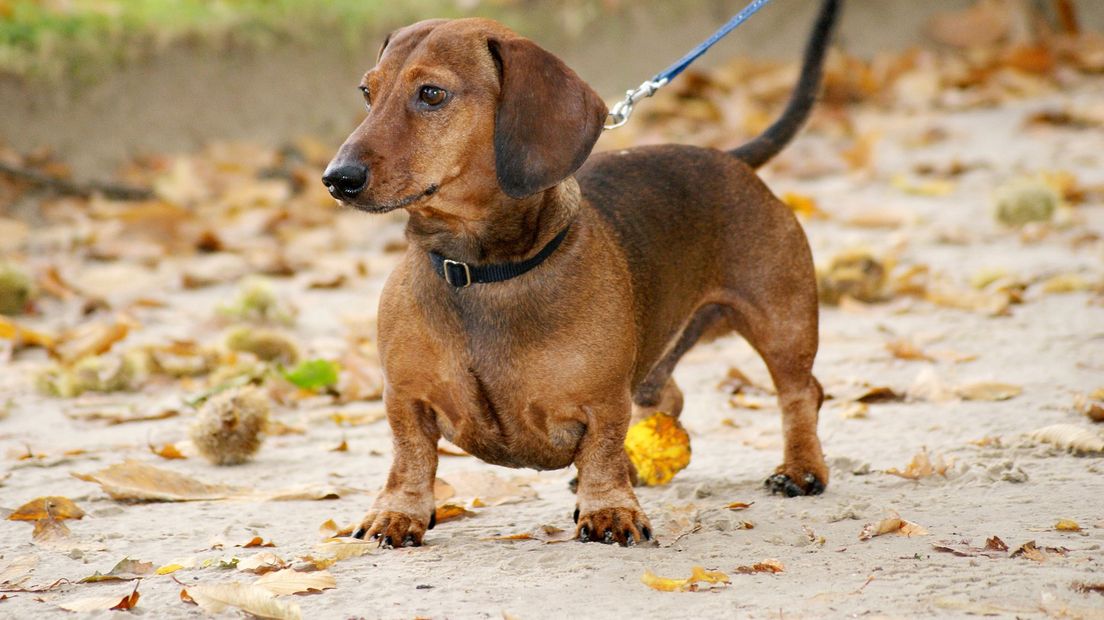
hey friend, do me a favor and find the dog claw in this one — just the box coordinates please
[352,527,367,540]
[766,472,825,497]
[401,534,418,547]
[641,526,652,541]
[380,535,395,549]
[578,525,590,541]
[428,512,436,530]
[573,507,580,523]
[602,529,614,544]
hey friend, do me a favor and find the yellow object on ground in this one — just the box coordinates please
[624,412,691,486]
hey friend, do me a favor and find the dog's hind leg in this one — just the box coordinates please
[723,292,827,497]
[631,304,727,423]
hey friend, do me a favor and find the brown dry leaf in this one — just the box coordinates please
[149,442,186,460]
[886,338,934,362]
[641,566,730,592]
[840,402,869,420]
[840,132,878,171]
[53,318,133,364]
[854,386,904,404]
[182,583,301,620]
[238,536,276,548]
[1071,582,1104,595]
[329,439,348,453]
[931,538,1009,559]
[238,552,287,575]
[734,559,784,574]
[1054,519,1081,532]
[73,460,240,501]
[434,503,475,524]
[318,520,354,539]
[0,316,55,349]
[58,582,140,612]
[8,496,85,521]
[1073,392,1104,423]
[1011,540,1069,562]
[859,511,928,540]
[0,555,38,587]
[726,502,753,511]
[79,558,154,583]
[1028,424,1104,454]
[956,382,1022,401]
[31,518,72,547]
[885,448,952,480]
[254,569,336,596]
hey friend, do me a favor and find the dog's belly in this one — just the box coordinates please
[430,392,587,470]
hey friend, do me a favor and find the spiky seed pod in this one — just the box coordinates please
[190,386,270,466]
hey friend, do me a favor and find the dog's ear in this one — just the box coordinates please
[487,36,608,199]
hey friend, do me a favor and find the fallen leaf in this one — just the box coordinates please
[73,460,240,501]
[886,338,934,362]
[1055,519,1081,532]
[1011,540,1068,562]
[8,496,85,521]
[238,552,287,575]
[148,442,186,460]
[780,192,826,219]
[326,408,385,427]
[624,412,692,486]
[840,402,869,420]
[956,382,1022,401]
[318,519,354,539]
[313,538,374,561]
[885,448,952,480]
[182,583,301,620]
[986,536,1008,552]
[53,318,133,364]
[329,439,348,453]
[79,558,154,583]
[859,511,928,540]
[434,503,475,524]
[237,536,276,548]
[641,566,730,592]
[891,173,955,197]
[1071,582,1104,595]
[0,555,37,587]
[931,539,1009,559]
[1027,424,1104,454]
[0,316,55,349]
[282,359,339,391]
[734,559,784,574]
[156,564,185,575]
[253,569,336,595]
[726,502,753,511]
[31,518,72,547]
[58,582,140,612]
[485,524,574,544]
[439,471,537,506]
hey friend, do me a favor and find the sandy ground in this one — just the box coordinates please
[3,56,1104,620]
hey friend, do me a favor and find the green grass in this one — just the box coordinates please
[0,0,483,80]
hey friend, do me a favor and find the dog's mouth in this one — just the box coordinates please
[345,184,439,214]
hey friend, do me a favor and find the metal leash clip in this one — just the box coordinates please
[604,78,667,130]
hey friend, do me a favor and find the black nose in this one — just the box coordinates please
[322,163,369,198]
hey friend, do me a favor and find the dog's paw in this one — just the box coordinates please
[574,506,653,546]
[352,510,433,549]
[765,471,826,497]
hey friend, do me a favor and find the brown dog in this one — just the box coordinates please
[322,0,841,547]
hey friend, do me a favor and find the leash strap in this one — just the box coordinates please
[604,0,773,129]
[429,225,571,288]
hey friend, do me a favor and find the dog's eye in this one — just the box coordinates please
[359,85,371,110]
[418,85,448,108]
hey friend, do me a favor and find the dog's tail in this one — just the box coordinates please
[729,0,842,168]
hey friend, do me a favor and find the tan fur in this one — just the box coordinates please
[325,17,828,548]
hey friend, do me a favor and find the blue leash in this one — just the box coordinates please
[604,0,773,129]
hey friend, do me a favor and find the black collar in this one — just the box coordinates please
[428,225,571,288]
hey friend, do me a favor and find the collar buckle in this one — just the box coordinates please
[442,259,472,288]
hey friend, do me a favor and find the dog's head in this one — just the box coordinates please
[322,18,607,214]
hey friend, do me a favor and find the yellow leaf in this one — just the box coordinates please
[624,412,691,486]
[641,566,730,592]
[156,564,184,575]
[434,503,474,524]
[726,502,753,511]
[1055,519,1081,532]
[9,496,85,521]
[780,192,826,219]
[149,442,186,460]
[892,173,955,196]
[0,316,55,349]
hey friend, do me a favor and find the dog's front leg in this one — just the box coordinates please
[353,397,439,548]
[573,399,653,546]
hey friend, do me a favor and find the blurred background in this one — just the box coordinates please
[1,0,1101,177]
